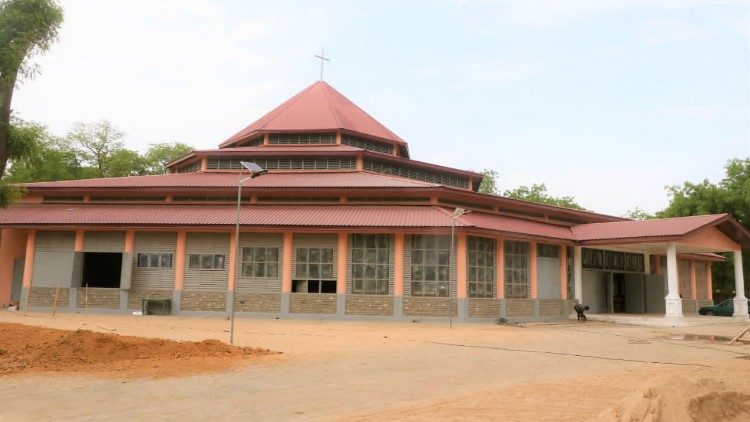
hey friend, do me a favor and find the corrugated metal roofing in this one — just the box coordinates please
[222,81,406,147]
[20,171,440,190]
[571,214,729,241]
[459,212,576,240]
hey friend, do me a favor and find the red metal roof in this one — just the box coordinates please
[571,214,730,241]
[21,171,440,190]
[221,81,406,147]
[459,212,575,240]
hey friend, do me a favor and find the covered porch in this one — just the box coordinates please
[569,214,750,323]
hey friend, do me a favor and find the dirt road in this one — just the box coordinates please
[0,311,748,421]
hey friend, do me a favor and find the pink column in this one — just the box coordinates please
[337,232,347,294]
[227,231,237,291]
[74,229,85,252]
[529,241,538,299]
[124,229,135,253]
[559,245,567,299]
[689,258,697,299]
[282,232,293,293]
[707,262,713,300]
[496,237,504,298]
[394,233,405,296]
[456,234,467,298]
[22,230,36,289]
[174,230,186,290]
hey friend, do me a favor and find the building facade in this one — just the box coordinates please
[0,81,748,321]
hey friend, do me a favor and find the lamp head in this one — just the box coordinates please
[453,207,469,217]
[240,161,268,178]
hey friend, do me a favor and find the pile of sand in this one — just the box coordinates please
[0,322,278,378]
[594,375,750,421]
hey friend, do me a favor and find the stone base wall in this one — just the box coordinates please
[682,299,697,314]
[181,290,226,312]
[235,293,281,313]
[345,295,394,316]
[696,299,713,309]
[506,299,535,317]
[28,287,69,308]
[127,289,173,310]
[290,293,336,314]
[539,299,565,317]
[468,298,501,318]
[403,297,456,317]
[77,288,119,309]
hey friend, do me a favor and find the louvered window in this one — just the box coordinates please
[341,135,392,154]
[363,158,469,189]
[269,133,336,144]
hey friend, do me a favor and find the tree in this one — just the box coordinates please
[107,148,147,177]
[477,169,499,195]
[67,120,126,178]
[503,183,585,210]
[3,119,89,182]
[624,207,653,220]
[0,0,63,178]
[144,142,193,174]
[657,158,750,299]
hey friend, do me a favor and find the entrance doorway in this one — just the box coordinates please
[82,252,122,288]
[11,258,24,302]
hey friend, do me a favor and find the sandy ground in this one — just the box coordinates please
[0,311,748,421]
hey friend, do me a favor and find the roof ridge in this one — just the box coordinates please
[256,83,318,132]
[317,81,344,128]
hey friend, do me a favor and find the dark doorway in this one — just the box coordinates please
[613,273,625,313]
[82,252,122,288]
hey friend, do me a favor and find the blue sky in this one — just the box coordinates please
[12,0,750,216]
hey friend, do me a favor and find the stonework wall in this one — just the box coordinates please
[28,287,69,308]
[290,293,336,314]
[468,298,501,318]
[127,289,173,310]
[345,295,393,316]
[539,299,564,317]
[180,290,226,312]
[403,297,456,317]
[77,288,119,309]
[506,299,534,317]
[682,299,697,314]
[234,293,281,313]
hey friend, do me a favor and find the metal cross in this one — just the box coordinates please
[314,49,330,80]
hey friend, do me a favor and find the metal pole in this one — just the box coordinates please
[449,217,455,329]
[230,171,242,345]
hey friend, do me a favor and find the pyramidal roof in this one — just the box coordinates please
[221,81,406,148]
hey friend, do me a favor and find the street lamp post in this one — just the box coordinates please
[230,161,267,345]
[449,207,469,329]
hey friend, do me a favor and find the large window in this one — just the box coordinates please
[468,236,495,298]
[137,253,173,268]
[188,254,225,270]
[504,241,530,299]
[410,235,451,297]
[350,234,391,295]
[241,247,280,278]
[293,248,335,293]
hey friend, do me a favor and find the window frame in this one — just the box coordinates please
[188,253,226,270]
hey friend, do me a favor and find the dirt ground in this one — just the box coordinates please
[0,311,748,421]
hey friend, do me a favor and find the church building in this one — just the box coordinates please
[0,81,747,322]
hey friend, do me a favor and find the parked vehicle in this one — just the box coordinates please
[698,299,750,316]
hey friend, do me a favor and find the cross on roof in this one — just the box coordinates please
[314,49,330,81]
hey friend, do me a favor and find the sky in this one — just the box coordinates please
[11,0,750,216]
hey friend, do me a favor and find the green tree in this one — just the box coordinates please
[107,148,147,177]
[624,207,654,220]
[503,183,585,210]
[0,0,63,178]
[144,142,193,174]
[657,158,750,299]
[3,120,90,182]
[67,120,127,178]
[477,169,499,195]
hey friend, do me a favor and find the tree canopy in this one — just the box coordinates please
[503,183,585,210]
[477,169,499,195]
[0,0,63,205]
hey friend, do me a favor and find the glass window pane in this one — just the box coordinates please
[242,247,253,262]
[242,264,252,277]
[365,250,376,264]
[377,250,388,264]
[149,254,159,267]
[296,264,307,278]
[138,254,148,267]
[296,248,307,263]
[188,254,199,269]
[412,250,423,265]
[366,235,376,248]
[377,265,388,280]
[161,254,172,268]
[309,248,320,263]
[253,263,264,277]
[201,255,213,269]
[412,266,423,281]
[214,255,225,269]
[352,249,364,263]
[267,263,278,278]
[365,264,376,279]
[425,267,436,281]
[321,264,333,279]
[309,264,320,278]
[322,248,334,263]
[255,247,266,262]
[267,248,279,262]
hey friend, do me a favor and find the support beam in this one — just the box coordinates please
[174,230,186,290]
[559,245,568,299]
[496,238,504,299]
[689,258,697,300]
[733,250,748,318]
[456,234,467,298]
[643,253,650,275]
[529,240,538,299]
[281,232,293,293]
[337,232,347,294]
[573,246,582,303]
[393,233,404,296]
[20,230,37,310]
[227,230,237,292]
[707,262,713,301]
[665,242,683,318]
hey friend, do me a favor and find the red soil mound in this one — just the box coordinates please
[0,322,278,378]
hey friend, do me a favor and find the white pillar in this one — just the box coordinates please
[643,253,650,274]
[733,250,748,318]
[665,242,683,317]
[574,246,583,303]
